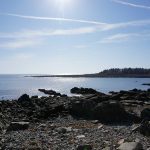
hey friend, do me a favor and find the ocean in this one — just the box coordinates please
[0,75,150,100]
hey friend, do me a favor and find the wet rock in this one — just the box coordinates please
[71,87,99,95]
[18,94,30,102]
[31,95,38,99]
[118,142,143,150]
[76,145,92,150]
[7,122,29,131]
[38,89,62,97]
[142,83,150,86]
[18,94,32,107]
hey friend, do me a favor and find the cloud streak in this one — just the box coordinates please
[112,0,150,10]
[1,12,150,31]
[100,32,150,43]
[0,13,107,26]
[0,26,100,39]
[100,33,138,43]
[0,38,41,49]
[1,13,150,48]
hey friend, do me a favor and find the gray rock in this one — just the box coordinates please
[102,147,110,150]
[7,122,29,131]
[76,145,92,150]
[56,127,67,134]
[118,142,143,150]
[56,127,72,134]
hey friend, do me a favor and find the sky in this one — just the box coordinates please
[0,0,150,74]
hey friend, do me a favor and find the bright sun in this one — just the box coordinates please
[55,0,72,8]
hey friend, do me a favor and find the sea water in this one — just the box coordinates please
[0,75,150,99]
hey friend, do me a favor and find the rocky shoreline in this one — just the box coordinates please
[0,87,150,150]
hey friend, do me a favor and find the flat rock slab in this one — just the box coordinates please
[7,122,29,131]
[118,142,143,150]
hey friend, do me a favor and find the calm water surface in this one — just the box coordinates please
[0,75,150,99]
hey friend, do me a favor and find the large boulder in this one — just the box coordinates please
[18,94,32,107]
[70,87,99,95]
[92,101,128,122]
[141,108,150,121]
[139,120,150,136]
[18,94,30,102]
[69,99,96,118]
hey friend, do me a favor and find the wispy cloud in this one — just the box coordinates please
[1,12,150,31]
[100,32,150,43]
[100,33,136,43]
[0,13,107,26]
[112,0,150,10]
[1,13,150,49]
[0,38,41,49]
[0,26,101,39]
[0,26,100,49]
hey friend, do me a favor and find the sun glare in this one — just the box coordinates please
[56,0,72,5]
[55,0,73,11]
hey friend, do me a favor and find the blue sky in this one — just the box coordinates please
[0,0,150,74]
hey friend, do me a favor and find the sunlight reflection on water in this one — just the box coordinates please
[0,75,150,99]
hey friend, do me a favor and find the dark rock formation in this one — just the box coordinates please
[139,120,150,136]
[92,101,128,123]
[69,98,96,118]
[70,87,101,95]
[76,145,92,150]
[38,89,67,97]
[7,122,29,131]
[141,108,150,121]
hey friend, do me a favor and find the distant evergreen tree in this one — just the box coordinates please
[99,68,150,76]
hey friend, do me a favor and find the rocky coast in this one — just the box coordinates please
[0,87,150,150]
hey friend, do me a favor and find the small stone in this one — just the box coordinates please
[131,125,140,133]
[56,127,67,134]
[135,138,140,143]
[91,120,99,124]
[56,127,72,134]
[65,127,72,132]
[98,124,103,129]
[38,124,46,128]
[118,139,125,145]
[76,135,85,139]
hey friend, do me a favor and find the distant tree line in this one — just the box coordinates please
[99,68,150,76]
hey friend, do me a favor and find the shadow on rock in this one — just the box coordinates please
[69,100,140,125]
